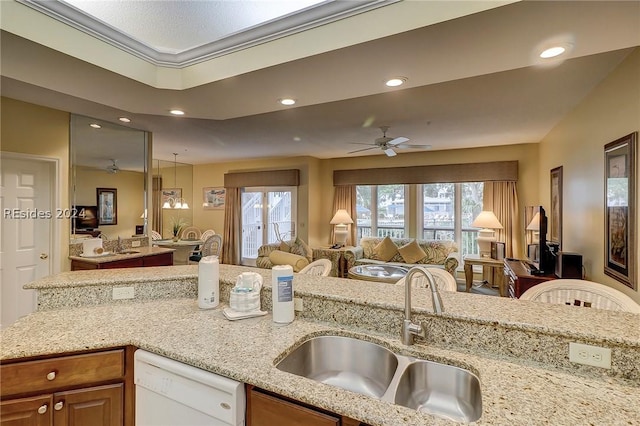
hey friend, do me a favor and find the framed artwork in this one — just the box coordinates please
[604,132,637,289]
[162,188,181,208]
[96,188,117,225]
[550,166,563,247]
[203,187,226,210]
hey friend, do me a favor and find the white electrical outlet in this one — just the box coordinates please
[569,342,611,369]
[294,298,304,312]
[112,286,135,300]
[131,240,141,247]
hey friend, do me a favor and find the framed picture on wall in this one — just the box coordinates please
[604,132,637,290]
[203,187,226,210]
[550,166,563,247]
[97,188,117,225]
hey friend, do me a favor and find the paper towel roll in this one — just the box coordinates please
[272,265,294,324]
[198,255,219,309]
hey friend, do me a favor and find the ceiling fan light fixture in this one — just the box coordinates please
[385,77,407,87]
[279,98,296,106]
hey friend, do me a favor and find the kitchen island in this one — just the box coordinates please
[2,265,639,425]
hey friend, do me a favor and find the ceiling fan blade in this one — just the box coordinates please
[396,144,432,149]
[349,142,377,146]
[388,136,409,146]
[384,148,397,157]
[348,146,377,154]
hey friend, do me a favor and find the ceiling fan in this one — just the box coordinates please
[106,159,120,174]
[348,126,431,157]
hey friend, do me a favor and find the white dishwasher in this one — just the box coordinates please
[134,349,245,426]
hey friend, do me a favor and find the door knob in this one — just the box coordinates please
[40,253,48,259]
[38,404,48,414]
[54,401,64,411]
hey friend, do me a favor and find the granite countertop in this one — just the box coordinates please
[5,265,640,425]
[68,246,174,263]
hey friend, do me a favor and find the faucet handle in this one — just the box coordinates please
[401,319,427,345]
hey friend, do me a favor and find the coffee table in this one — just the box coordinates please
[348,264,408,283]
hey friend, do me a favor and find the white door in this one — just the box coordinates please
[240,187,297,265]
[0,156,54,328]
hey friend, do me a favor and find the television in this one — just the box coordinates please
[526,206,558,275]
[73,205,99,230]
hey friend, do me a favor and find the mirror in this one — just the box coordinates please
[151,158,193,239]
[70,114,148,240]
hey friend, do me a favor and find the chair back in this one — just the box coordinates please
[201,229,216,241]
[202,234,223,257]
[395,268,457,292]
[150,230,162,240]
[520,279,640,313]
[181,226,201,240]
[299,259,332,276]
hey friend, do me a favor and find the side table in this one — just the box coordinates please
[312,246,353,278]
[463,255,506,297]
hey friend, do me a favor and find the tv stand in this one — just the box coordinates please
[503,259,557,298]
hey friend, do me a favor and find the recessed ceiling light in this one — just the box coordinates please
[540,46,566,59]
[385,77,407,87]
[89,123,101,129]
[279,98,296,106]
[118,117,131,123]
[170,109,185,116]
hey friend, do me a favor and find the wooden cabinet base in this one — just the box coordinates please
[246,385,367,426]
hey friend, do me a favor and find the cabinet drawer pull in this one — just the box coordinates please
[46,371,56,381]
[38,404,48,414]
[54,401,64,411]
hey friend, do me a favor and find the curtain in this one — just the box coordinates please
[331,185,356,246]
[483,181,520,258]
[222,187,242,265]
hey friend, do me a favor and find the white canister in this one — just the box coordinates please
[271,265,294,324]
[198,255,219,309]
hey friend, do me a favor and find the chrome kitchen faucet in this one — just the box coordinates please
[401,266,443,345]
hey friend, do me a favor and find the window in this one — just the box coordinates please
[356,185,407,239]
[356,182,484,258]
[240,186,297,265]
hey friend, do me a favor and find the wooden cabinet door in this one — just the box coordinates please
[1,394,52,426]
[248,388,339,426]
[53,384,123,426]
[142,252,173,266]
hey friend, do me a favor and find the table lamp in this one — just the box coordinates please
[330,209,353,247]
[472,211,503,257]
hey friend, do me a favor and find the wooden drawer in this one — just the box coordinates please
[1,350,124,397]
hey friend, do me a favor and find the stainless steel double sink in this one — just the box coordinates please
[276,335,482,423]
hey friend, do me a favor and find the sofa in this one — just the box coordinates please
[256,238,313,272]
[343,236,459,275]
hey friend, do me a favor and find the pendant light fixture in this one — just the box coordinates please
[162,153,190,209]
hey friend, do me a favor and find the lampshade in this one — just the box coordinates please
[472,211,503,257]
[330,209,353,247]
[330,209,354,225]
[526,212,540,231]
[471,211,503,230]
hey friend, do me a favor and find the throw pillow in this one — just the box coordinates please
[268,250,310,272]
[398,240,427,264]
[371,236,398,261]
[279,240,291,252]
[290,237,313,262]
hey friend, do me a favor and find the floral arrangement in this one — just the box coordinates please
[170,217,189,238]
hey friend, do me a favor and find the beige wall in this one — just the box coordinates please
[1,97,70,272]
[539,48,640,302]
[74,166,144,239]
[191,144,540,254]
